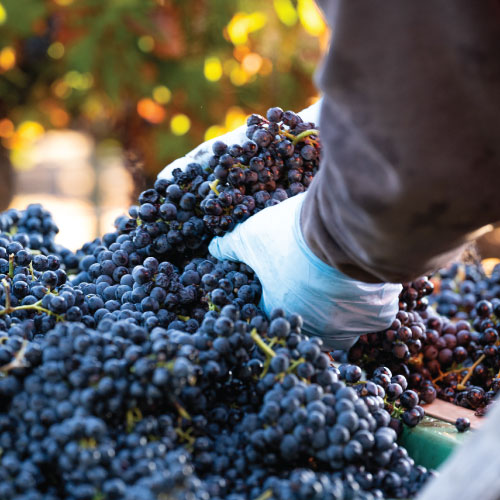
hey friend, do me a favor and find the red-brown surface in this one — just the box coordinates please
[424,398,484,430]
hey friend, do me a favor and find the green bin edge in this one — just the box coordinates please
[398,415,473,470]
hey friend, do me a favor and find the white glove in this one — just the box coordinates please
[157,99,401,349]
[209,193,402,350]
[158,100,323,180]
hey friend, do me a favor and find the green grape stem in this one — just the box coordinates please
[260,357,272,379]
[209,179,220,196]
[255,489,273,500]
[174,401,192,421]
[28,262,35,280]
[79,438,97,449]
[0,339,28,374]
[250,328,276,359]
[457,354,486,390]
[0,280,64,321]
[292,129,319,145]
[175,427,195,447]
[287,357,306,374]
[126,407,143,433]
[8,254,14,279]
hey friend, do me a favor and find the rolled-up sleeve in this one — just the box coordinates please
[303,0,500,283]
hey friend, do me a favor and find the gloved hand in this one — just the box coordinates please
[157,100,401,349]
[209,193,402,350]
[158,100,323,180]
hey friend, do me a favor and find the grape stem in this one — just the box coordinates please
[175,427,195,447]
[209,179,220,196]
[205,296,220,313]
[431,366,466,384]
[28,262,35,280]
[408,353,424,367]
[0,339,28,374]
[8,254,14,279]
[287,357,305,374]
[12,303,64,321]
[126,407,143,433]
[0,281,64,321]
[255,489,273,500]
[268,338,278,349]
[233,162,249,170]
[291,129,319,145]
[79,438,97,448]
[391,405,405,419]
[250,328,276,359]
[174,401,192,421]
[457,354,486,390]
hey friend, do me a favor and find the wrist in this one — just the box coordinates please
[299,186,389,284]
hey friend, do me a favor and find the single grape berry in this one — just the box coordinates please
[476,299,493,318]
[455,417,470,432]
[344,364,362,383]
[399,390,419,409]
[266,106,283,123]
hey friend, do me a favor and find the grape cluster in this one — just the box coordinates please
[0,106,438,500]
[0,236,83,372]
[70,231,262,334]
[337,267,500,416]
[0,292,435,499]
[341,365,426,430]
[429,262,490,319]
[399,277,434,313]
[114,164,211,259]
[0,315,209,500]
[116,108,320,259]
[201,108,319,235]
[0,204,78,270]
[0,204,59,251]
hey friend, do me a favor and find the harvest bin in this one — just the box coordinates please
[398,399,481,470]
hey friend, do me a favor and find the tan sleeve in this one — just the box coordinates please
[303,0,500,283]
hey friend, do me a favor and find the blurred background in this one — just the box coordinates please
[0,0,328,250]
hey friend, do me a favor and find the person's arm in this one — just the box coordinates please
[305,0,500,283]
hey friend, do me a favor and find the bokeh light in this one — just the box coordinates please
[204,56,223,82]
[153,85,171,104]
[1,0,328,247]
[0,3,6,25]
[0,119,14,139]
[227,12,267,45]
[273,0,298,26]
[138,35,155,53]
[297,0,326,36]
[170,114,191,136]
[0,46,15,72]
[137,98,166,124]
[48,42,65,59]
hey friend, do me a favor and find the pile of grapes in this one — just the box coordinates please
[336,264,500,418]
[3,105,488,500]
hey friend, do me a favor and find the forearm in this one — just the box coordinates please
[304,0,500,283]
